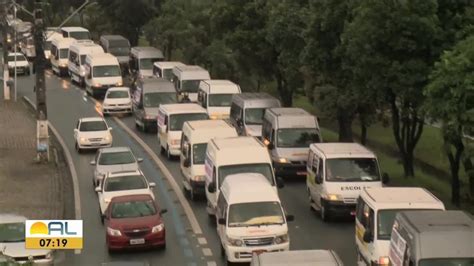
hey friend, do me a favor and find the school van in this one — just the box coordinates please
[68,41,104,86]
[389,210,473,266]
[180,120,238,200]
[129,46,165,79]
[157,104,208,159]
[205,136,283,216]
[229,93,281,138]
[132,78,178,132]
[306,143,389,222]
[355,187,445,266]
[262,108,322,178]
[99,35,131,67]
[216,173,293,264]
[50,37,75,76]
[197,80,242,120]
[44,31,62,62]
[172,65,210,102]
[251,250,344,266]
[84,53,123,98]
[153,61,185,81]
[60,26,91,40]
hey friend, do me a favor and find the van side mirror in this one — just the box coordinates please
[363,229,373,243]
[315,172,323,184]
[267,142,274,150]
[160,209,168,215]
[183,158,191,168]
[382,173,390,184]
[208,182,216,193]
[236,118,243,127]
[276,177,284,189]
[218,218,226,225]
[285,214,295,222]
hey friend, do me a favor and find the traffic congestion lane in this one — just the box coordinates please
[15,74,208,266]
[117,116,358,265]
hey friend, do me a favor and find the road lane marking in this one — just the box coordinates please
[207,261,217,266]
[197,237,207,245]
[23,96,82,255]
[202,248,213,257]
[112,117,204,235]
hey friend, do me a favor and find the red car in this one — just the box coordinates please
[103,194,167,252]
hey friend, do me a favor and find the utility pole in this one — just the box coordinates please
[33,0,49,162]
[1,0,10,100]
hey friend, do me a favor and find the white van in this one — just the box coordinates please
[44,31,62,62]
[355,187,445,266]
[157,103,209,159]
[172,65,210,102]
[217,173,293,264]
[60,26,91,40]
[251,250,344,266]
[180,120,238,200]
[68,41,104,86]
[306,143,389,222]
[262,108,322,178]
[50,37,75,76]
[197,80,241,120]
[153,61,185,81]
[84,53,123,98]
[205,136,283,216]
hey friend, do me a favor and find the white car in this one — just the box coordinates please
[74,117,113,153]
[90,147,143,187]
[95,170,156,219]
[7,52,30,75]
[0,214,53,265]
[102,87,133,115]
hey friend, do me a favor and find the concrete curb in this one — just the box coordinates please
[22,96,82,254]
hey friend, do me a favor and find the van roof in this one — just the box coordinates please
[61,26,89,32]
[200,80,241,94]
[211,136,265,150]
[131,46,164,58]
[70,42,103,53]
[254,250,342,266]
[232,93,281,108]
[141,78,175,92]
[183,120,237,143]
[173,65,210,80]
[266,107,317,129]
[399,210,473,259]
[86,53,119,66]
[310,143,375,159]
[208,136,270,166]
[100,35,128,41]
[46,31,63,41]
[362,187,444,209]
[267,107,310,117]
[221,173,279,204]
[154,61,185,69]
[159,103,207,114]
[52,37,75,47]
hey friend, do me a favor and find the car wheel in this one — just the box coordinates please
[308,189,315,211]
[220,244,225,257]
[320,200,331,222]
[160,144,165,155]
[26,69,30,76]
[75,142,82,154]
[190,186,196,201]
[100,209,104,224]
[166,146,172,160]
[160,243,166,250]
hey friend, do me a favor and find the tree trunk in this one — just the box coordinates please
[388,92,423,177]
[275,71,293,107]
[359,113,368,146]
[445,132,464,206]
[463,158,474,198]
[338,110,354,142]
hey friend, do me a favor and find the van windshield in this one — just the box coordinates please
[93,65,121,77]
[419,259,473,266]
[144,92,177,107]
[277,128,320,148]
[218,163,274,188]
[193,143,207,164]
[80,55,86,65]
[162,69,173,80]
[7,55,27,62]
[107,90,129,99]
[59,48,68,59]
[244,108,265,125]
[181,80,201,93]
[140,58,161,70]
[169,113,209,131]
[228,202,284,227]
[109,47,130,57]
[208,94,234,107]
[70,31,90,40]
[44,41,51,50]
[326,158,380,182]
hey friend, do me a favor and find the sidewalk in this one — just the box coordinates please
[0,100,69,220]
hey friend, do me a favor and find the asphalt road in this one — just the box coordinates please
[15,70,356,266]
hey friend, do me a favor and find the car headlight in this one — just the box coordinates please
[116,81,122,86]
[79,137,87,144]
[210,115,218,120]
[107,227,122,236]
[144,114,156,120]
[171,139,180,145]
[278,157,289,163]
[104,134,112,142]
[104,198,111,203]
[94,83,102,87]
[274,234,289,244]
[45,251,53,259]
[60,63,67,67]
[324,194,343,201]
[192,175,205,181]
[227,237,243,247]
[378,256,389,266]
[151,223,165,233]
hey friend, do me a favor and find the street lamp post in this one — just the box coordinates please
[13,2,16,101]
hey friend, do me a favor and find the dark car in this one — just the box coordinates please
[104,194,167,252]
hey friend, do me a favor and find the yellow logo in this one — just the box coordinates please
[30,222,49,235]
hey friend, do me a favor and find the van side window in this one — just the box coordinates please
[172,74,179,89]
[230,103,242,122]
[180,133,187,155]
[217,192,227,218]
[317,158,323,177]
[262,118,271,141]
[307,151,314,170]
[212,167,217,183]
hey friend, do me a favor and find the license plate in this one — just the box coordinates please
[297,171,307,176]
[130,238,145,245]
[350,211,356,216]
[91,142,101,146]
[252,249,266,255]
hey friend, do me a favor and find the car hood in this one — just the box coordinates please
[244,125,262,137]
[274,147,309,161]
[116,56,129,64]
[8,61,29,67]
[139,69,154,78]
[78,130,109,138]
[110,215,162,231]
[104,98,132,105]
[96,163,139,175]
[0,242,50,258]
[227,223,288,239]
[144,107,160,117]
[92,76,122,86]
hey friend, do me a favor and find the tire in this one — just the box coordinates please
[166,146,172,160]
[160,243,166,250]
[75,142,82,154]
[160,145,165,155]
[309,190,315,211]
[26,69,30,76]
[320,199,331,222]
[190,186,196,201]
[100,210,104,225]
[220,244,225,257]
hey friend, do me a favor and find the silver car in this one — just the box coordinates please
[90,147,143,187]
[0,214,53,265]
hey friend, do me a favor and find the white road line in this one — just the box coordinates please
[112,117,204,235]
[207,261,217,266]
[23,96,82,255]
[197,237,207,245]
[202,248,213,257]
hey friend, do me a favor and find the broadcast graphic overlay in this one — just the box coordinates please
[25,220,83,249]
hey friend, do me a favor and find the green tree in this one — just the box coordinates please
[343,0,442,177]
[424,35,474,206]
